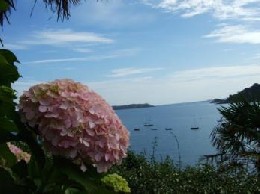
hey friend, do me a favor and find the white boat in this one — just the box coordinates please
[144,123,154,127]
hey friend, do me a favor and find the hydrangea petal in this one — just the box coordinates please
[19,79,130,173]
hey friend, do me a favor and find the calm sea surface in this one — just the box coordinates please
[115,101,222,167]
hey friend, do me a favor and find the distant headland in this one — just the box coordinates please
[112,103,155,110]
[211,83,260,104]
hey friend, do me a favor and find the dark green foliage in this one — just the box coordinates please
[0,49,20,136]
[0,0,85,26]
[42,0,82,21]
[0,0,9,11]
[212,83,260,104]
[0,167,26,194]
[0,49,20,86]
[211,100,260,174]
[0,143,16,167]
[0,0,15,26]
[110,151,260,194]
[228,83,260,102]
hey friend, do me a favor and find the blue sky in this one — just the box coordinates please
[2,0,260,105]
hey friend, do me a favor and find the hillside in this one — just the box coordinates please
[212,83,260,104]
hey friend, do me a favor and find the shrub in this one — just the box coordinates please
[110,151,260,194]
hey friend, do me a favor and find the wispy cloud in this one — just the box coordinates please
[13,64,260,105]
[144,1,260,45]
[171,65,260,81]
[25,55,119,64]
[253,53,260,59]
[4,43,28,50]
[108,67,163,77]
[146,0,260,20]
[110,48,141,56]
[72,48,93,53]
[72,0,155,27]
[204,25,260,44]
[88,64,260,105]
[21,29,114,45]
[25,48,140,64]
[7,29,114,52]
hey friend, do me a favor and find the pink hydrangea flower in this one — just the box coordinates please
[19,79,129,173]
[7,143,31,163]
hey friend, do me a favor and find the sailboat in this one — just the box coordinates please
[144,123,154,127]
[143,115,154,127]
[190,118,199,130]
[190,126,199,130]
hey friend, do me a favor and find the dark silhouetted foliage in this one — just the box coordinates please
[0,0,85,26]
[211,100,260,175]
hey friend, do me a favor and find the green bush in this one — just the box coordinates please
[110,151,259,194]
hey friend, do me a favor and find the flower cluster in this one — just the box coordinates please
[7,143,31,163]
[19,79,129,172]
[101,173,131,193]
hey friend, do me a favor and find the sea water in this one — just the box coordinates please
[115,101,222,167]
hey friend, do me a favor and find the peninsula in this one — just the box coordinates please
[112,103,155,110]
[212,83,260,104]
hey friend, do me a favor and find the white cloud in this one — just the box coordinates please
[25,55,119,64]
[89,64,260,105]
[108,67,163,77]
[63,67,76,71]
[72,48,93,53]
[171,65,260,80]
[13,64,260,105]
[21,29,113,45]
[110,48,141,57]
[6,29,114,52]
[253,53,260,59]
[4,43,28,50]
[204,25,260,44]
[144,1,260,45]
[72,0,155,27]
[147,0,260,20]
[25,48,140,64]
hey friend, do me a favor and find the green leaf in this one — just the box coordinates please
[65,188,86,194]
[11,160,28,178]
[0,60,20,85]
[0,49,20,64]
[0,132,20,144]
[17,125,45,168]
[0,49,21,85]
[0,53,9,64]
[0,143,17,168]
[0,1,9,12]
[0,167,23,194]
[54,158,114,194]
[0,85,16,101]
[0,117,18,132]
[0,86,16,121]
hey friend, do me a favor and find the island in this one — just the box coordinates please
[211,83,260,104]
[112,103,155,110]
